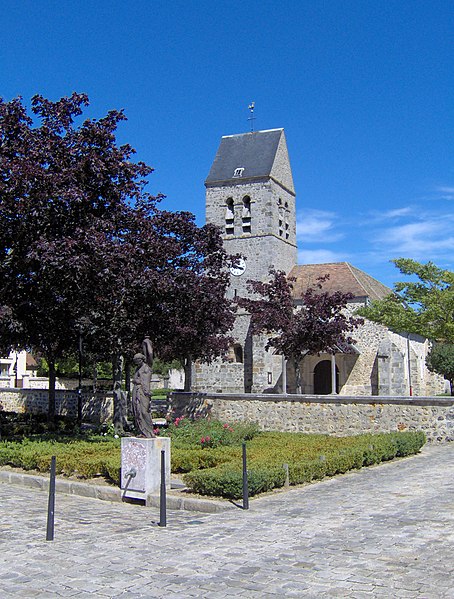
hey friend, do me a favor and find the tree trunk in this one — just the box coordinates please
[47,358,56,422]
[183,356,192,392]
[112,353,127,434]
[281,355,287,394]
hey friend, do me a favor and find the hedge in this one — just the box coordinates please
[0,437,121,484]
[183,431,426,499]
[0,421,426,499]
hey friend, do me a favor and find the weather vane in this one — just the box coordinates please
[248,102,256,132]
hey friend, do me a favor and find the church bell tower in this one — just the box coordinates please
[196,128,297,393]
[205,128,297,298]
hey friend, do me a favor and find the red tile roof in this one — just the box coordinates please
[288,263,391,301]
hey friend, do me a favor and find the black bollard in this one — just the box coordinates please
[46,455,56,541]
[159,449,167,527]
[242,442,249,510]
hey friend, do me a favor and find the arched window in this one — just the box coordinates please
[225,198,234,235]
[242,196,251,233]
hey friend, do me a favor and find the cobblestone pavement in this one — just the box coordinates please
[1,444,453,598]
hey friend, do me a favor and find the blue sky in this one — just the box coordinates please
[2,0,453,288]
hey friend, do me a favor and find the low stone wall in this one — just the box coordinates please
[0,388,113,423]
[169,392,454,443]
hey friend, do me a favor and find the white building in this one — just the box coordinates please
[0,350,38,388]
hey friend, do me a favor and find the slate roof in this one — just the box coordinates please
[288,262,391,301]
[205,129,284,184]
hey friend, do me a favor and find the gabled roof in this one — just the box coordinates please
[26,353,38,370]
[289,262,391,301]
[205,128,294,193]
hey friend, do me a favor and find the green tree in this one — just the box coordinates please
[358,259,454,342]
[426,343,454,395]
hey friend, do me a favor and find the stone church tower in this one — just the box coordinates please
[191,128,445,397]
[205,128,297,296]
[193,129,297,393]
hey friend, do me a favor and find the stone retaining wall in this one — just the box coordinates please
[0,388,113,423]
[170,392,454,443]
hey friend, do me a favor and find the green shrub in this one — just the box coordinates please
[0,436,121,481]
[0,419,426,500]
[172,446,238,473]
[102,455,121,485]
[182,430,427,498]
[184,464,286,499]
[168,417,260,449]
[0,411,78,438]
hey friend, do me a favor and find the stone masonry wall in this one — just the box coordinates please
[170,392,454,443]
[205,180,297,291]
[0,388,113,423]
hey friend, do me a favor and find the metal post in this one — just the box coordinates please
[159,449,167,527]
[46,456,56,541]
[242,442,249,510]
[283,463,290,487]
[77,332,83,425]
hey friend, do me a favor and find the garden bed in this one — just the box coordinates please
[0,413,426,499]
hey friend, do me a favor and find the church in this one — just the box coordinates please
[193,128,444,397]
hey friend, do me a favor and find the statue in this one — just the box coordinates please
[131,352,155,438]
[142,335,154,368]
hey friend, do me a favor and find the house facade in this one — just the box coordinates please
[0,350,38,388]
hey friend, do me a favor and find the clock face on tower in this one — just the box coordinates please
[230,258,246,277]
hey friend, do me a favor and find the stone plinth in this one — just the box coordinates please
[121,437,171,502]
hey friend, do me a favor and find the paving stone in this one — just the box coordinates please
[0,444,453,598]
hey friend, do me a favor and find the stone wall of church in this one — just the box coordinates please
[169,392,454,443]
[193,313,250,393]
[294,304,445,397]
[193,313,285,394]
[193,303,445,396]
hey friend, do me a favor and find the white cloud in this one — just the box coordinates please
[373,216,454,259]
[296,209,343,243]
[366,206,415,224]
[380,207,414,219]
[436,186,454,200]
[298,249,348,264]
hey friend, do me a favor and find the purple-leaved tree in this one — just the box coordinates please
[238,270,363,393]
[0,93,235,424]
[0,92,153,420]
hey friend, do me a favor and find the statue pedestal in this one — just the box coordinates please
[121,437,171,503]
